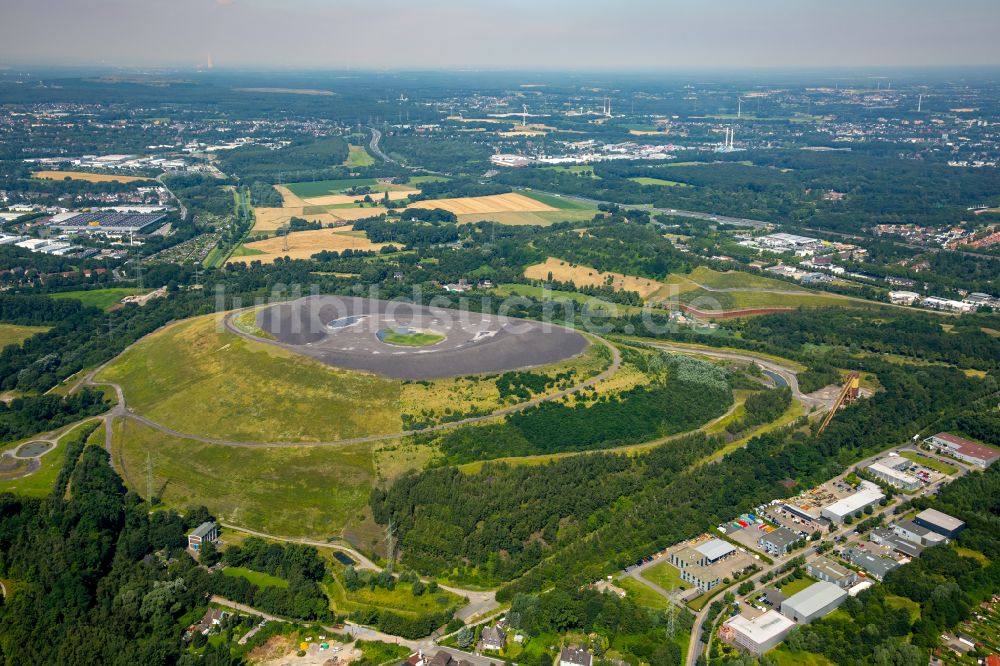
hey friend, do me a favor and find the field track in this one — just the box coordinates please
[82,312,622,448]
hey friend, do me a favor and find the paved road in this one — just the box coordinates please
[220,523,500,622]
[518,188,773,230]
[83,313,621,450]
[368,128,395,164]
[210,595,425,650]
[156,174,187,221]
[212,595,505,663]
[648,342,823,409]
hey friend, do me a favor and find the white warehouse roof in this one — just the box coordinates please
[822,482,884,519]
[915,508,964,532]
[696,538,736,561]
[782,581,847,619]
[727,610,795,643]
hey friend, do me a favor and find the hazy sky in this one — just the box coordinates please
[1,0,998,70]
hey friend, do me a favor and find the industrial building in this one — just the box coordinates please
[721,611,796,655]
[807,557,858,588]
[913,508,966,538]
[870,528,925,558]
[695,538,737,564]
[52,210,167,234]
[892,520,949,547]
[924,432,1000,468]
[866,461,920,491]
[669,539,741,592]
[780,581,848,624]
[758,527,799,556]
[843,547,901,581]
[820,481,885,523]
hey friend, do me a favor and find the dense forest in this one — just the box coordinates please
[375,359,996,592]
[0,446,218,664]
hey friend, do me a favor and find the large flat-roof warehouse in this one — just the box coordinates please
[780,581,848,623]
[52,210,167,234]
[820,481,884,522]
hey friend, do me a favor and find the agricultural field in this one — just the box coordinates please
[629,176,689,187]
[31,170,151,183]
[112,418,376,538]
[543,165,599,178]
[51,287,143,311]
[408,192,557,215]
[0,323,50,348]
[343,144,375,167]
[524,257,665,299]
[230,227,389,264]
[97,314,404,442]
[251,206,341,232]
[284,178,417,200]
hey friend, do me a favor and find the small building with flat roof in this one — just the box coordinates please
[867,462,920,491]
[892,520,948,547]
[722,610,796,655]
[695,538,737,564]
[187,521,218,552]
[843,547,901,581]
[807,557,857,588]
[780,581,848,624]
[913,508,966,538]
[759,527,799,556]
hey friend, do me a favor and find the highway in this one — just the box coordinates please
[516,188,774,230]
[368,127,395,164]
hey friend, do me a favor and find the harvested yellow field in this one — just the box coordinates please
[329,207,389,222]
[275,185,309,207]
[408,192,556,215]
[524,257,664,299]
[303,190,418,206]
[32,170,151,184]
[253,207,341,232]
[228,227,388,264]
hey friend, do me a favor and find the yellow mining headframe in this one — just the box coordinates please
[817,371,861,436]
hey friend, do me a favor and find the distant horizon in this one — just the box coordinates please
[2,0,998,71]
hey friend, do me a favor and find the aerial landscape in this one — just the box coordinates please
[0,2,999,665]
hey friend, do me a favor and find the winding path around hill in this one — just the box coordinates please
[219,523,500,622]
[80,314,621,449]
